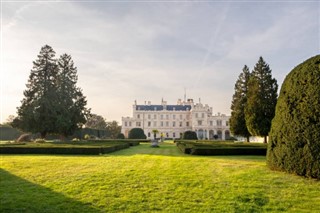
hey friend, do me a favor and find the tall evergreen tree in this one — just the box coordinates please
[15,45,59,138]
[56,54,90,137]
[14,45,90,138]
[245,57,278,143]
[229,65,251,142]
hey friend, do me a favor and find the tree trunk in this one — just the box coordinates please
[246,136,250,143]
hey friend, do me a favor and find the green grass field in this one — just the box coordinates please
[1,142,319,212]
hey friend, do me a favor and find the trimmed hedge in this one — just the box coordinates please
[0,140,141,155]
[0,145,128,155]
[176,141,267,156]
[0,126,22,140]
[267,55,320,179]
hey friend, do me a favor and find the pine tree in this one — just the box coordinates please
[245,57,278,143]
[15,45,59,138]
[14,45,90,138]
[56,53,90,137]
[229,65,251,142]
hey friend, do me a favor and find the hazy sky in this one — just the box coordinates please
[1,0,319,123]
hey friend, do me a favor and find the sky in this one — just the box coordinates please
[1,0,319,124]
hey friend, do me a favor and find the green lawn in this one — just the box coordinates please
[1,142,319,212]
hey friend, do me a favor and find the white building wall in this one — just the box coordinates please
[121,99,231,140]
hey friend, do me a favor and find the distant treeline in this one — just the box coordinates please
[0,126,109,141]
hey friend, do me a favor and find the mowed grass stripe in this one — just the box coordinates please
[1,142,319,212]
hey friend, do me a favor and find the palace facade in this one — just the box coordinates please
[121,98,231,140]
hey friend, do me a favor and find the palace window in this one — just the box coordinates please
[198,120,202,126]
[161,121,163,127]
[202,113,204,118]
[217,120,222,126]
[153,121,157,127]
[125,122,127,127]
[166,121,169,127]
[148,122,151,127]
[136,122,141,127]
[173,121,176,127]
[166,114,169,119]
[173,115,176,119]
[186,122,189,127]
[154,114,157,119]
[160,115,163,120]
[148,114,151,119]
[137,114,140,119]
[179,122,182,127]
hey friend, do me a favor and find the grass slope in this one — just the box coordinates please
[1,142,319,212]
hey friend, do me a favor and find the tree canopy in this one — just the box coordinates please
[106,121,121,139]
[85,114,107,130]
[245,57,278,143]
[230,65,251,142]
[13,45,90,138]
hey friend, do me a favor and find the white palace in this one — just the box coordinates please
[121,98,231,140]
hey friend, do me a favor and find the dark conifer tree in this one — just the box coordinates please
[56,54,90,137]
[230,65,251,142]
[245,57,278,143]
[15,45,59,138]
[14,45,90,138]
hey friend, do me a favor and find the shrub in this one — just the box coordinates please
[182,131,198,140]
[128,128,146,139]
[267,55,320,179]
[117,133,125,139]
[72,138,80,142]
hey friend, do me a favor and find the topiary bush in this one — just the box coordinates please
[128,128,146,139]
[267,55,320,179]
[116,133,125,139]
[182,131,198,140]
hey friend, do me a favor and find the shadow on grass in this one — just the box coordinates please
[0,169,100,213]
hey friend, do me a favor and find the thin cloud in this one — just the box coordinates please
[1,1,319,123]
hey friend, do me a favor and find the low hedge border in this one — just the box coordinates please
[176,141,267,156]
[190,147,266,156]
[0,143,131,155]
